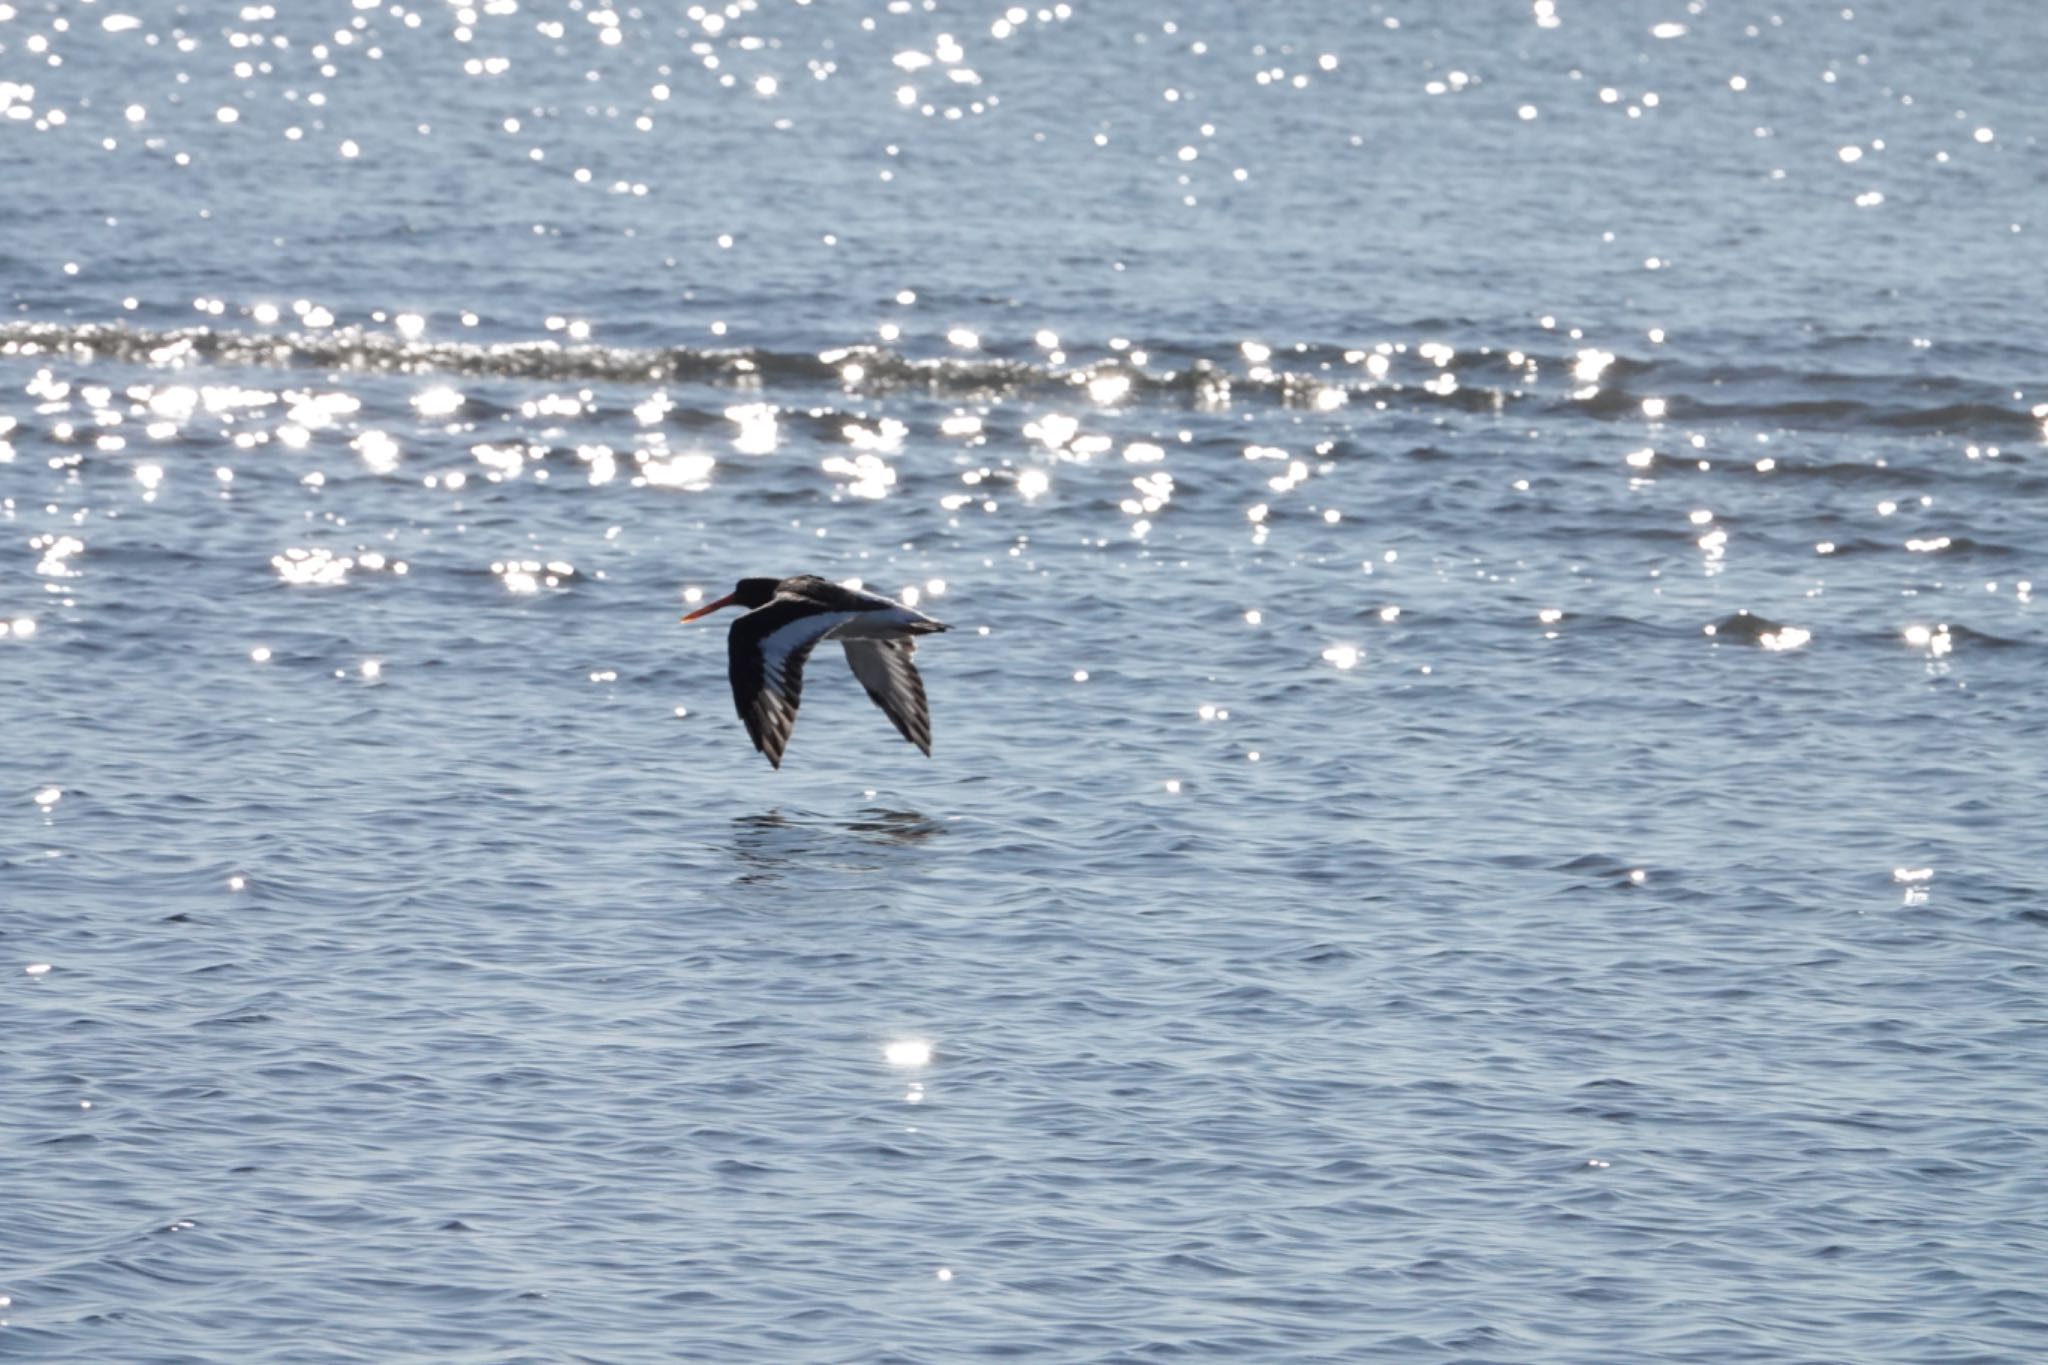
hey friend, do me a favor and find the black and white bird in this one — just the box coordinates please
[681,574,950,768]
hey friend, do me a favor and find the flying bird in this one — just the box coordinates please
[681,574,950,768]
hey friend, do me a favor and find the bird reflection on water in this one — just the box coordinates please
[844,807,945,844]
[727,806,945,886]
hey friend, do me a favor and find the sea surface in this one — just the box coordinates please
[4,2,2046,1360]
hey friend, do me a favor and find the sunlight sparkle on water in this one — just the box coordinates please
[727,404,779,455]
[1087,373,1132,404]
[639,452,716,490]
[1904,624,1953,657]
[34,535,85,579]
[885,1039,932,1068]
[413,387,464,417]
[1025,413,1080,450]
[353,430,401,473]
[1759,626,1812,652]
[273,548,351,586]
[822,452,896,499]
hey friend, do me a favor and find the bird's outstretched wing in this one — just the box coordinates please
[728,602,857,767]
[842,638,933,756]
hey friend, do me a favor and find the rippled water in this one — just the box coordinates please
[5,2,2046,1360]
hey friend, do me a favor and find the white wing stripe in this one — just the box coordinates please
[756,611,857,699]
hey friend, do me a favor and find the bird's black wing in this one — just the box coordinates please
[728,599,858,767]
[842,639,933,756]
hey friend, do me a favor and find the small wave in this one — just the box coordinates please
[1703,612,1813,650]
[1934,622,2028,650]
[6,319,2039,438]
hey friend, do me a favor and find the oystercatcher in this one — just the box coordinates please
[681,575,950,768]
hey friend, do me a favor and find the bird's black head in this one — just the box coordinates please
[730,576,782,608]
[681,575,783,622]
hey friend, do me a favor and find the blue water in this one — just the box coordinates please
[4,2,2046,1360]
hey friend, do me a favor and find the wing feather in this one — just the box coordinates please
[728,604,856,767]
[842,638,934,756]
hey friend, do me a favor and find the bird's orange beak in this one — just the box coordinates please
[680,592,736,622]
